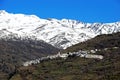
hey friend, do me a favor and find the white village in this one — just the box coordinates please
[23,49,104,67]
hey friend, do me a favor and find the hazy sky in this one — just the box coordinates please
[0,0,120,23]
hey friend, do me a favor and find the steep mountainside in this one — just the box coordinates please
[63,32,120,53]
[0,38,59,80]
[10,32,120,80]
[0,10,120,49]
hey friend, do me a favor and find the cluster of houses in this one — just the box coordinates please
[23,50,103,66]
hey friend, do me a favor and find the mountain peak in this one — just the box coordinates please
[0,10,8,15]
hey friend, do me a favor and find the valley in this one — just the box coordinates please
[0,10,120,80]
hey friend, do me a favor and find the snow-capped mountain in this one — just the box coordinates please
[0,10,120,49]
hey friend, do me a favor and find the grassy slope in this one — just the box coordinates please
[11,32,120,80]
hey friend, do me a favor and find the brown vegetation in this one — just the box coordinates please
[0,39,59,80]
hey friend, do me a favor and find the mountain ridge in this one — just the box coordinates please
[0,10,120,49]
